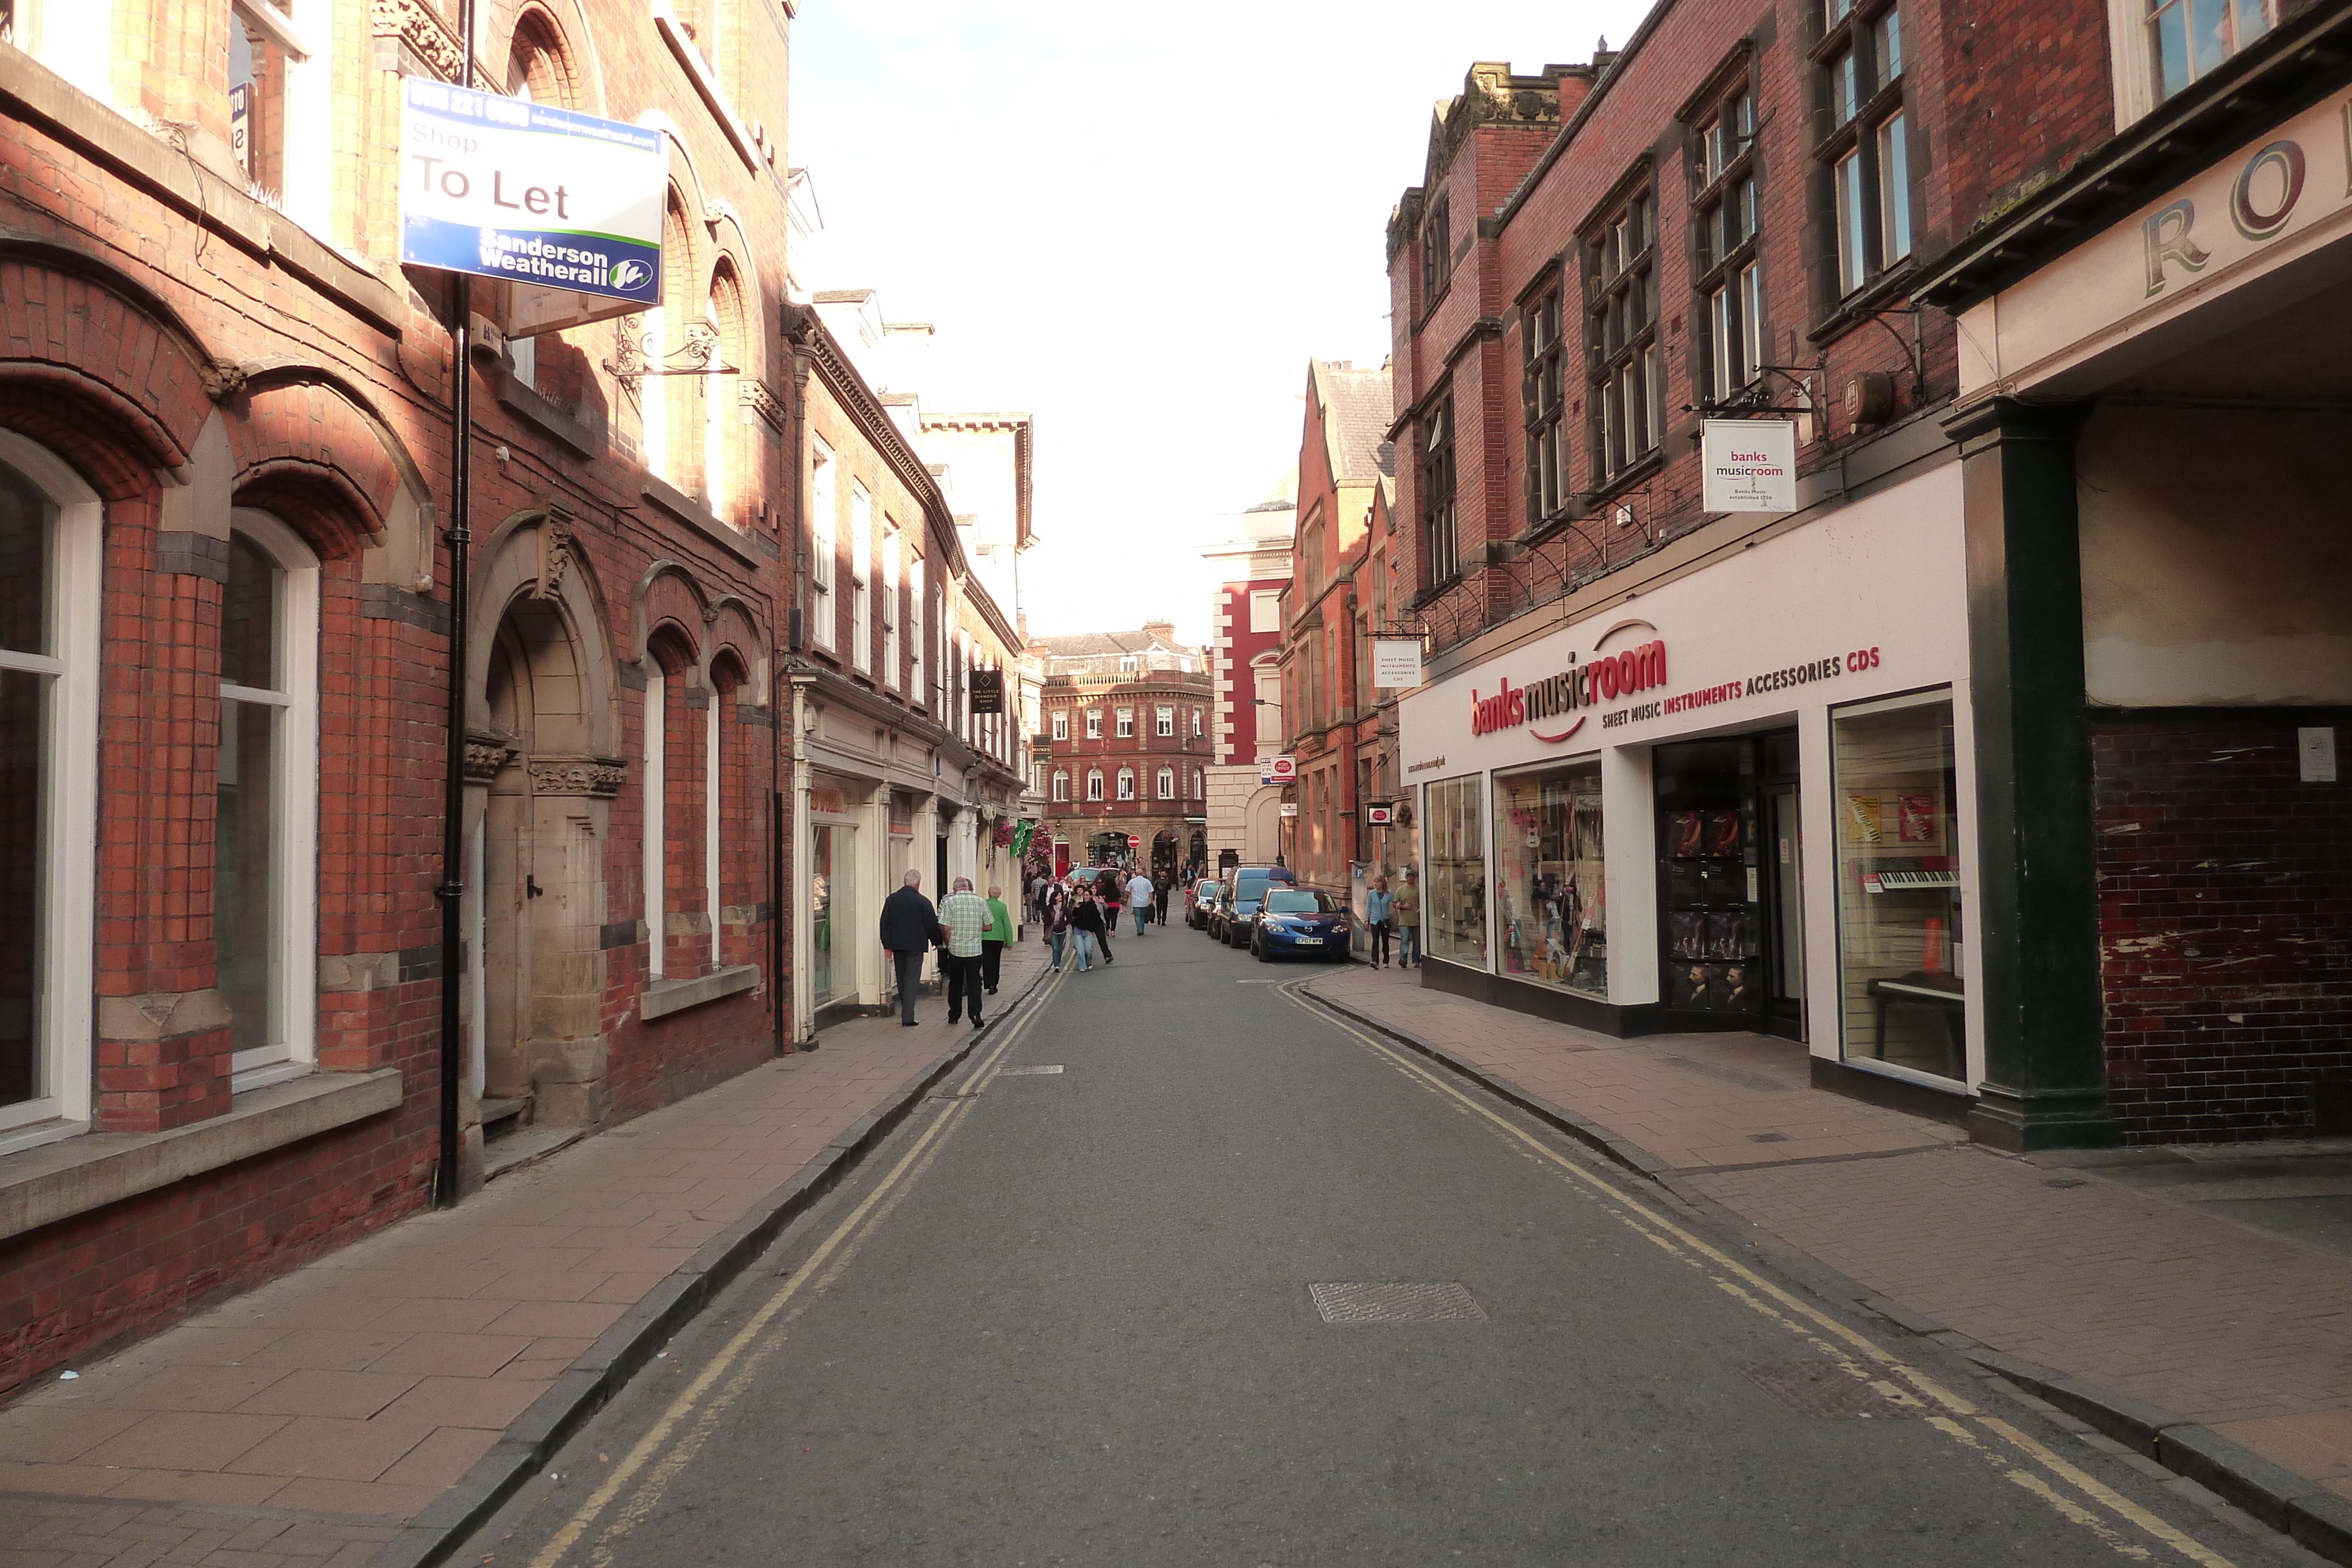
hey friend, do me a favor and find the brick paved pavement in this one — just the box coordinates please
[1309,964,2352,1502]
[0,944,1048,1565]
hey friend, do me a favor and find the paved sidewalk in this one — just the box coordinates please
[0,941,1051,1566]
[1309,964,2352,1504]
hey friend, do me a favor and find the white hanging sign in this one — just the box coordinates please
[1702,419,1797,514]
[1372,639,1424,690]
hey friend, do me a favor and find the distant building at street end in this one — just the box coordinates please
[1201,472,1296,872]
[1032,628,1212,875]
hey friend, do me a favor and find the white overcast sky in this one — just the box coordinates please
[788,2,1658,646]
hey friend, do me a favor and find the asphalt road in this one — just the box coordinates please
[467,924,2323,1568]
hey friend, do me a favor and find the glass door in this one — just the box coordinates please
[1764,783,1805,1038]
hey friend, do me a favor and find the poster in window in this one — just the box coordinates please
[1670,811,1705,858]
[1703,809,1741,857]
[1843,794,1883,844]
[1896,791,1940,846]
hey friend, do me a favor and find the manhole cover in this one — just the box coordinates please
[1738,1360,1924,1419]
[1309,1282,1487,1324]
[999,1065,1064,1076]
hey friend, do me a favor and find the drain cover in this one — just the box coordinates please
[1738,1360,1924,1419]
[1309,1282,1487,1324]
[999,1065,1064,1076]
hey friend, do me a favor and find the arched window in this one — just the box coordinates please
[505,9,580,107]
[1085,768,1104,802]
[0,436,100,1132]
[1194,767,1204,798]
[1157,765,1175,800]
[1052,770,1069,803]
[705,261,745,521]
[1117,768,1135,801]
[642,192,697,486]
[216,511,320,1086]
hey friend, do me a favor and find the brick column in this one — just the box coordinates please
[1947,399,2119,1151]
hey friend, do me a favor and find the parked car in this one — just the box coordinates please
[1218,865,1297,947]
[1186,877,1221,930]
[1251,887,1351,962]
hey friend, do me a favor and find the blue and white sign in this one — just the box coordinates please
[400,78,665,305]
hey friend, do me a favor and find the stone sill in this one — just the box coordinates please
[0,1069,403,1243]
[640,964,761,1021]
[639,475,762,567]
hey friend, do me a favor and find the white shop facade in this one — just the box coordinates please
[1398,462,1984,1109]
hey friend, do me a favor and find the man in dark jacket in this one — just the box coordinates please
[878,869,944,1026]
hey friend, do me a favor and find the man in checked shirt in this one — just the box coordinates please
[937,876,993,1029]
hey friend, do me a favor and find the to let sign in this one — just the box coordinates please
[400,78,666,306]
[1702,419,1796,513]
[1372,639,1424,690]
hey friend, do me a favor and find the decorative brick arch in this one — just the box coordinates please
[707,594,767,704]
[226,380,416,559]
[629,560,711,671]
[0,255,219,497]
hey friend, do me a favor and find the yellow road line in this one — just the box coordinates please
[1279,978,2242,1568]
[526,969,1064,1568]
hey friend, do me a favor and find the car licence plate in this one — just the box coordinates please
[1294,935,1324,945]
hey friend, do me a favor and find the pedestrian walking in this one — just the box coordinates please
[937,877,991,1029]
[1392,867,1421,968]
[1364,875,1394,968]
[878,869,946,1027]
[1094,868,1119,963]
[983,884,1013,994]
[1127,869,1155,936]
[1154,871,1172,928]
[1043,887,1071,971]
[1069,888,1107,972]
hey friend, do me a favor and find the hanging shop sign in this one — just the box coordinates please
[1701,419,1797,513]
[1262,754,1297,785]
[400,77,666,306]
[1372,640,1424,690]
[1364,803,1395,825]
[1279,803,1299,818]
[970,668,1005,715]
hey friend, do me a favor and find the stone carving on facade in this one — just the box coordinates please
[371,0,469,83]
[464,732,517,783]
[529,755,628,797]
[739,378,787,431]
[533,507,574,601]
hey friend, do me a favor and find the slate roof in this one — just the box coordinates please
[1315,363,1396,485]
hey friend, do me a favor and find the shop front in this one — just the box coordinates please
[1399,463,1980,1112]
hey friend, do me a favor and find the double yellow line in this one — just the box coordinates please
[526,968,1065,1568]
[1277,978,2241,1568]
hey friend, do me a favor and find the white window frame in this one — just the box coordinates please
[0,432,101,1143]
[1116,707,1134,739]
[1117,768,1136,801]
[643,666,666,979]
[1085,708,1102,740]
[1052,770,1069,802]
[908,552,924,704]
[1194,767,1204,798]
[1248,590,1282,634]
[221,509,320,1092]
[1085,768,1104,802]
[703,292,728,520]
[809,437,836,651]
[850,480,872,674]
[1155,704,1174,737]
[1191,707,1203,738]
[880,519,900,690]
[1157,765,1175,800]
[1051,710,1068,741]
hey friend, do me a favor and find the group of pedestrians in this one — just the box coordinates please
[1358,868,1423,969]
[877,870,1014,1029]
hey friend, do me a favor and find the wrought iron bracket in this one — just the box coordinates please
[604,318,741,402]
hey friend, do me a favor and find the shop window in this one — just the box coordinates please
[1421,398,1458,586]
[1155,705,1174,737]
[1117,768,1136,801]
[1491,763,1605,997]
[216,516,319,1088]
[808,437,836,651]
[1085,707,1102,740]
[1819,2,1911,300]
[1051,710,1068,741]
[1053,770,1070,803]
[811,820,854,1006]
[1832,691,1965,1084]
[1117,707,1134,738]
[1522,284,1570,524]
[1585,184,1660,484]
[849,481,871,674]
[1086,768,1104,802]
[0,440,99,1137]
[1657,740,1762,1019]
[1157,766,1175,800]
[1422,774,1486,965]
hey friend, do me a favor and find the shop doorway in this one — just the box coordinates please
[1654,728,1804,1039]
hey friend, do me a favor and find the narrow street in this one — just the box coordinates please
[462,928,2314,1568]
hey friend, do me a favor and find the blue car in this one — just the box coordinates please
[1217,865,1296,946]
[1250,888,1351,962]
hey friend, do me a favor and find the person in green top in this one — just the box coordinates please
[983,884,1014,995]
[1392,867,1422,969]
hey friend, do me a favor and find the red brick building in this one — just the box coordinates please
[0,0,794,1389]
[1033,627,1212,875]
